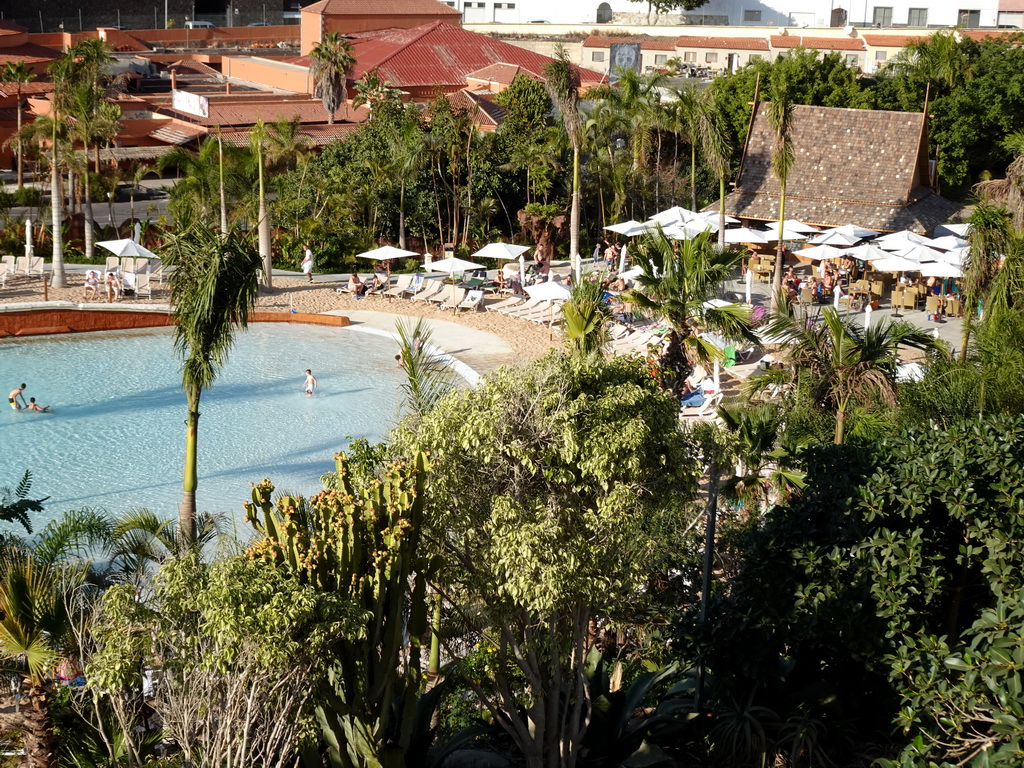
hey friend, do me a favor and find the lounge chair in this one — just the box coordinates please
[384,273,414,298]
[136,271,152,298]
[438,286,467,310]
[121,271,137,297]
[0,261,8,288]
[26,256,43,277]
[403,274,424,297]
[680,391,724,420]
[487,295,525,312]
[508,301,553,321]
[15,256,27,276]
[429,284,457,306]
[528,304,563,325]
[105,256,120,273]
[410,279,444,302]
[456,289,485,312]
[497,297,543,316]
[121,257,135,275]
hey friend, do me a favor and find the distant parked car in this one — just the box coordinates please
[247,22,270,26]
[184,20,214,28]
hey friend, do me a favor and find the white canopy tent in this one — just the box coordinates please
[723,227,770,244]
[808,229,861,247]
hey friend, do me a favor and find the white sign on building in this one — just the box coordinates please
[172,89,210,118]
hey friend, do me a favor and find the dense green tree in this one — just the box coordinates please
[393,352,699,768]
[1,62,35,189]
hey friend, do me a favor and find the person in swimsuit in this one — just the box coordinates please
[303,369,317,396]
[83,271,99,300]
[26,398,50,412]
[8,384,27,410]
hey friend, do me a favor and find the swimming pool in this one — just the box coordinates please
[1,324,407,530]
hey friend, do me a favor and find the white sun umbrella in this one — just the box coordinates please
[723,227,770,245]
[423,256,484,278]
[474,242,531,286]
[940,247,968,267]
[871,255,921,273]
[829,224,880,239]
[691,210,739,225]
[764,224,813,241]
[25,218,32,259]
[604,220,648,237]
[893,244,942,263]
[934,223,971,238]
[663,221,714,240]
[919,261,963,278]
[874,230,934,250]
[618,265,644,280]
[356,244,419,262]
[526,275,572,300]
[808,229,861,247]
[928,235,968,251]
[765,218,819,239]
[97,238,160,260]
[847,244,893,262]
[648,206,697,226]
[795,244,847,261]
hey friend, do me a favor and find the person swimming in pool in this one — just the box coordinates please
[303,369,317,396]
[8,383,27,411]
[26,398,51,412]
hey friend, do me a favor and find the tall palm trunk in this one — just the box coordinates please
[23,684,55,768]
[218,133,228,234]
[83,167,95,261]
[256,150,272,290]
[773,180,787,299]
[570,146,580,262]
[690,142,697,211]
[50,119,66,288]
[717,176,726,251]
[15,91,24,189]
[398,182,407,250]
[179,383,200,545]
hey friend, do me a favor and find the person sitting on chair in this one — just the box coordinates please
[680,364,707,408]
[83,271,99,300]
[348,273,366,297]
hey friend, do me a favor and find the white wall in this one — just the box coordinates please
[451,0,1001,27]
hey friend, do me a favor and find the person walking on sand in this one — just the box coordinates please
[8,383,27,410]
[303,369,318,396]
[26,398,51,412]
[302,245,314,283]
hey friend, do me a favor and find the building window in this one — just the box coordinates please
[591,51,605,62]
[654,54,667,64]
[683,51,696,61]
[872,6,892,26]
[907,8,927,26]
[846,54,859,66]
[749,53,762,61]
[596,1,612,23]
[958,9,981,27]
[706,52,718,63]
[743,9,761,22]
[875,49,887,61]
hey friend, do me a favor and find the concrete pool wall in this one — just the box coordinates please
[0,303,350,337]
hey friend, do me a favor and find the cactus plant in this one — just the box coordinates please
[245,451,432,768]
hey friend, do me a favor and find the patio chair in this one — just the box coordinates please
[901,288,918,312]
[438,286,467,310]
[925,295,941,317]
[384,273,414,298]
[410,279,444,302]
[799,287,813,305]
[456,289,485,312]
[945,297,961,318]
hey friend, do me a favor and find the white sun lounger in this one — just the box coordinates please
[410,279,444,302]
[680,391,724,420]
[487,295,526,312]
[429,284,458,306]
[136,271,152,298]
[121,257,135,275]
[508,300,553,321]
[105,256,120,273]
[15,256,28,276]
[439,286,467,310]
[384,273,414,298]
[26,256,43,276]
[497,297,543,316]
[457,289,485,312]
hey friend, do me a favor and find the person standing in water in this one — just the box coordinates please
[303,369,318,396]
[8,384,27,410]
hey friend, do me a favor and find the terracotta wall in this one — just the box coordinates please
[221,57,315,94]
[0,309,349,338]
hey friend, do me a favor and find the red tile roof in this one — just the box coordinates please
[958,29,1024,43]
[149,123,207,145]
[465,62,543,84]
[445,89,505,127]
[0,43,61,65]
[168,60,220,75]
[770,35,865,51]
[219,122,361,146]
[0,80,54,98]
[0,21,26,37]
[582,35,677,51]
[675,35,769,51]
[159,98,369,127]
[347,22,602,89]
[301,0,460,16]
[861,34,921,48]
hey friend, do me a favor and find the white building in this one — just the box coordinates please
[445,0,1020,28]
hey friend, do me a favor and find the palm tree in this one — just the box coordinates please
[1,62,36,189]
[544,46,583,265]
[766,79,794,300]
[0,552,83,768]
[309,32,354,125]
[562,278,612,356]
[249,119,272,290]
[627,229,757,391]
[698,89,734,251]
[387,120,428,250]
[764,303,940,444]
[162,219,262,544]
[265,116,309,172]
[158,138,229,223]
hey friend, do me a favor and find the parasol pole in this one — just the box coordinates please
[744,267,752,305]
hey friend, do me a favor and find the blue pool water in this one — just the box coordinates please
[1,324,407,529]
